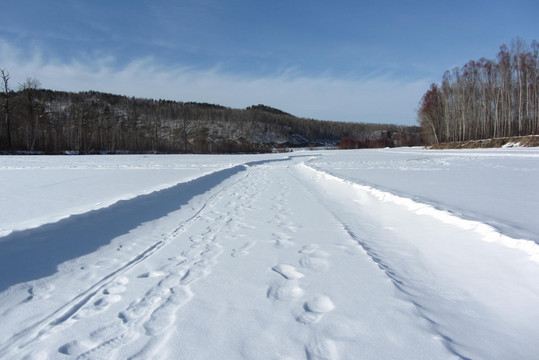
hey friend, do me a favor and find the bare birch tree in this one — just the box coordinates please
[1,68,12,149]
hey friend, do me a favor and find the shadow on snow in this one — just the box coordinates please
[0,164,249,293]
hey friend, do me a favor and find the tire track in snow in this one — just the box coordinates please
[0,240,167,357]
[69,165,276,359]
[71,173,258,359]
[292,161,496,360]
[0,166,252,359]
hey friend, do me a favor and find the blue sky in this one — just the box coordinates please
[1,0,537,125]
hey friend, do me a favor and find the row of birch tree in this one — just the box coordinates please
[418,38,538,144]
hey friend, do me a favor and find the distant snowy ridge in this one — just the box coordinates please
[300,163,539,263]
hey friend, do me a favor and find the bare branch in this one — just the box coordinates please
[1,68,10,93]
[19,76,41,92]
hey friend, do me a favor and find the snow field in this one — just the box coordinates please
[298,159,539,359]
[0,148,538,359]
[0,153,285,237]
[307,147,539,243]
[300,163,539,263]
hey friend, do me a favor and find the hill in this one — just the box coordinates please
[0,89,421,154]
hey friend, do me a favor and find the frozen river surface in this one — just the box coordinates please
[0,148,538,360]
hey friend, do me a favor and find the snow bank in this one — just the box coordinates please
[301,162,539,263]
[307,147,539,243]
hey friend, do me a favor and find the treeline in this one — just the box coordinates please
[0,73,421,154]
[418,38,539,144]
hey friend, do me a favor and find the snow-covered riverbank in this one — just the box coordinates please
[1,148,538,359]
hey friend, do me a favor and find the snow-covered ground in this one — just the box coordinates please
[308,148,539,243]
[0,148,538,360]
[0,154,284,238]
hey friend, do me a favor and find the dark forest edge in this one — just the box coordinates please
[429,135,539,149]
[0,74,421,154]
[418,38,539,145]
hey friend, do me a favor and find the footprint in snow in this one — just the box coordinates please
[305,336,339,360]
[231,221,255,231]
[190,234,204,243]
[298,245,330,271]
[286,224,300,233]
[272,264,304,280]
[231,241,255,257]
[299,256,329,272]
[102,276,129,295]
[70,322,129,360]
[272,232,294,248]
[267,282,304,301]
[103,284,127,295]
[138,271,166,278]
[24,283,55,302]
[168,255,188,265]
[72,278,129,320]
[92,294,122,310]
[297,296,335,325]
[58,339,90,356]
[144,286,193,336]
[299,244,320,254]
[179,266,211,285]
[304,296,335,313]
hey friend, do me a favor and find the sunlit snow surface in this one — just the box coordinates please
[308,147,539,243]
[0,148,538,360]
[0,154,273,237]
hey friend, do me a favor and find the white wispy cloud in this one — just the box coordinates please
[0,39,428,125]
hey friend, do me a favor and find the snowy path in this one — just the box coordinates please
[1,155,538,359]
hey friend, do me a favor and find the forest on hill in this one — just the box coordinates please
[418,38,539,145]
[0,76,420,154]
